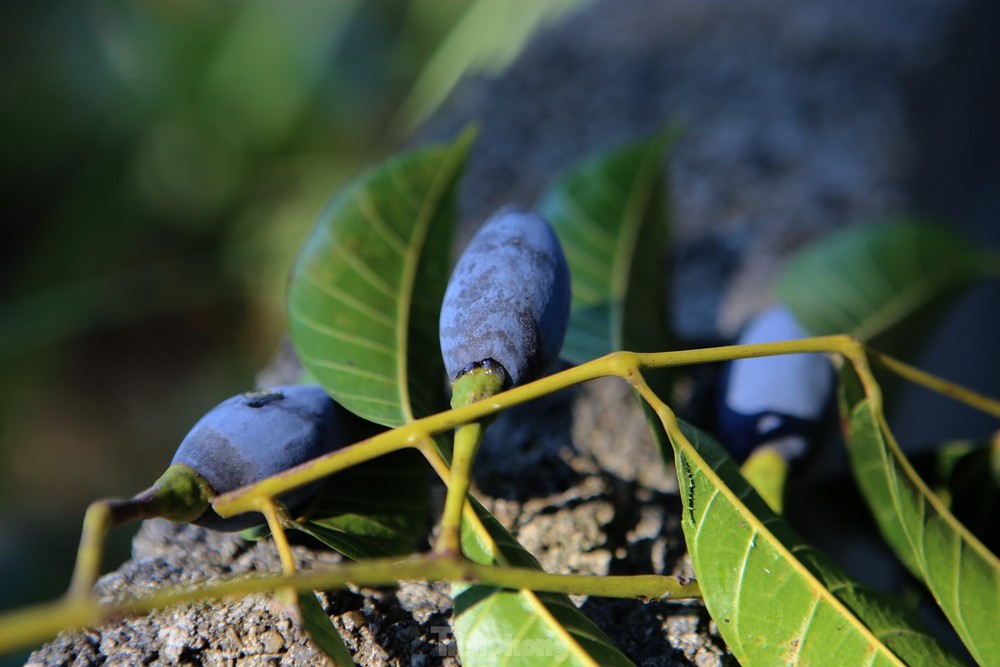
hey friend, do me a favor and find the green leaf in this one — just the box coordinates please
[775,221,997,347]
[242,409,429,560]
[540,129,677,367]
[296,589,357,667]
[839,362,1000,666]
[739,447,789,514]
[452,498,635,667]
[287,129,475,427]
[924,438,1000,555]
[294,449,429,560]
[666,419,963,667]
[390,0,587,140]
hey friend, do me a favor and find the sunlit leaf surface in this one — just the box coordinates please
[453,499,635,667]
[665,420,962,667]
[738,448,788,514]
[540,130,676,366]
[287,130,474,427]
[840,363,1000,666]
[297,589,357,667]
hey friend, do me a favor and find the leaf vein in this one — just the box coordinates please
[355,190,408,255]
[297,270,396,329]
[289,307,396,356]
[331,244,400,299]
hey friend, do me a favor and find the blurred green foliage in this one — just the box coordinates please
[0,1,588,648]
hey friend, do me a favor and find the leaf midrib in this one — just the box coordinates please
[609,145,662,352]
[859,399,999,665]
[395,140,468,424]
[860,400,1000,569]
[462,505,603,667]
[851,256,984,341]
[677,435,907,665]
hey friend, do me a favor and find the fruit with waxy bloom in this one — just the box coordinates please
[716,306,833,462]
[439,206,571,392]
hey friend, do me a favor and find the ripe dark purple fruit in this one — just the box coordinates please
[439,206,571,388]
[716,306,833,462]
[170,385,341,530]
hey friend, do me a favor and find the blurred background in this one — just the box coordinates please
[2,0,999,663]
[0,0,587,647]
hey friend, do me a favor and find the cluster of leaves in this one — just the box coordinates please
[276,127,999,666]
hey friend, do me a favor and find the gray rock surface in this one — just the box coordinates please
[427,0,966,340]
[29,0,991,664]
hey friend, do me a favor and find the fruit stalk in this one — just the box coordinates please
[68,464,214,597]
[67,385,342,597]
[435,422,485,556]
[434,363,506,556]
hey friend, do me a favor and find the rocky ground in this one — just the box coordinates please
[28,0,999,664]
[29,377,727,667]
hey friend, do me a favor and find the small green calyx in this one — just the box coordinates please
[451,358,509,409]
[148,464,214,524]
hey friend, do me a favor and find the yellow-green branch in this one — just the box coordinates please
[6,334,999,658]
[0,554,701,655]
